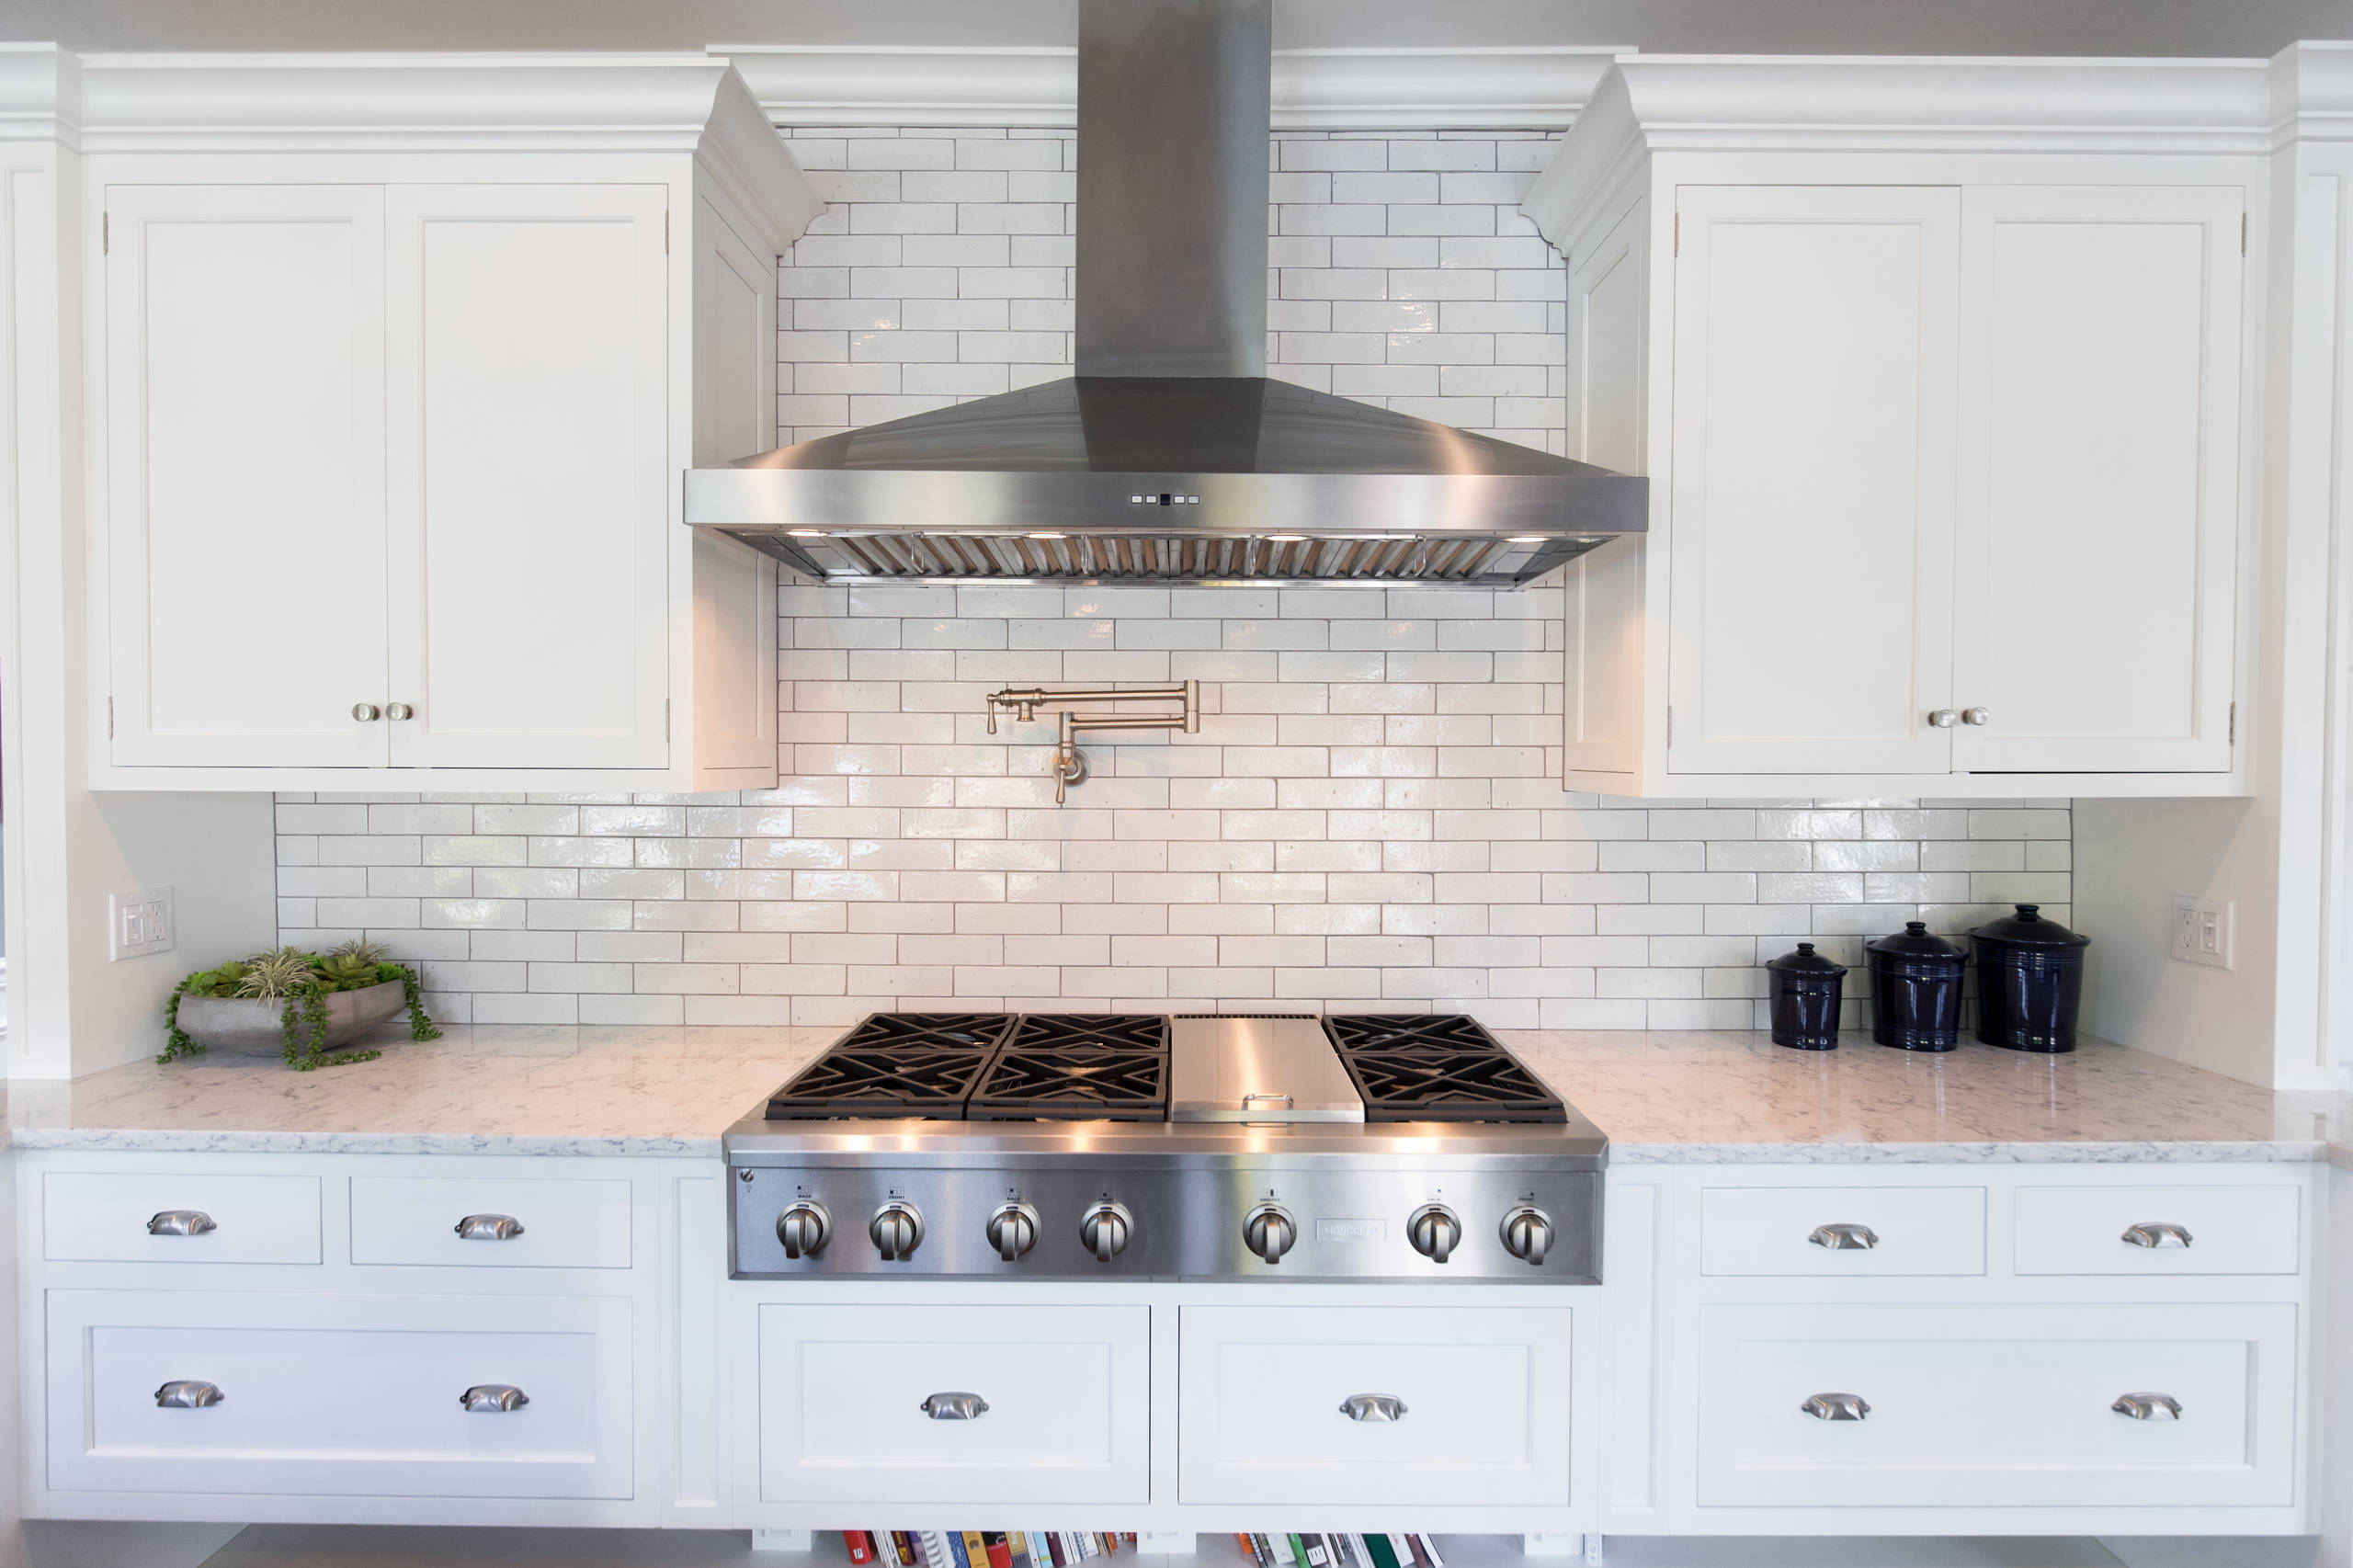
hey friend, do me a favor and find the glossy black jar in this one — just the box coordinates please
[1972,903,2091,1052]
[1864,922,1967,1051]
[1766,942,1847,1051]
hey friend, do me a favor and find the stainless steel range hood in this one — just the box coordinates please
[686,0,1646,588]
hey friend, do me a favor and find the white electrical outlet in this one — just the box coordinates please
[108,886,176,960]
[2170,894,2234,971]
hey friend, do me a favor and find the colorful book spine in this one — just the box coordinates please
[1414,1538,1444,1568]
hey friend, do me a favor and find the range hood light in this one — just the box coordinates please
[1509,535,1546,544]
[786,528,825,538]
[1027,531,1066,540]
[1265,534,1305,542]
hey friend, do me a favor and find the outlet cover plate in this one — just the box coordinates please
[2171,894,2234,971]
[108,886,175,961]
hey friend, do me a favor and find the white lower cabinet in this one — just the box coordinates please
[755,1302,1150,1506]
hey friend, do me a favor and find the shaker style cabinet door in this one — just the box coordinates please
[382,185,671,769]
[101,186,391,767]
[1665,186,1961,775]
[1950,185,2244,775]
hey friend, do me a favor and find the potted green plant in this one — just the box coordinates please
[160,940,439,1071]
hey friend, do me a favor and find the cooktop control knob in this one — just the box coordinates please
[985,1200,1040,1262]
[1243,1202,1296,1266]
[870,1200,925,1261]
[1407,1203,1462,1264]
[1079,1201,1132,1262]
[1500,1204,1553,1266]
[776,1200,831,1259]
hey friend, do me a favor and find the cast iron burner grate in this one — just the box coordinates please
[969,1043,1169,1122]
[1322,1013,1566,1123]
[764,1013,1017,1119]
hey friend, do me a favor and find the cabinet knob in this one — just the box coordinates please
[154,1380,223,1409]
[776,1200,831,1259]
[1243,1202,1295,1266]
[985,1201,1040,1263]
[1079,1201,1132,1262]
[1927,708,1959,728]
[1961,706,1992,726]
[919,1392,989,1421]
[147,1210,216,1237]
[1407,1203,1461,1264]
[386,702,415,722]
[1338,1393,1407,1423]
[870,1200,924,1261]
[460,1384,529,1413]
[1802,1392,1870,1421]
[454,1213,524,1241]
[2121,1221,2193,1250]
[1809,1221,1880,1251]
[2111,1392,2182,1421]
[1500,1205,1553,1266]
[351,703,381,722]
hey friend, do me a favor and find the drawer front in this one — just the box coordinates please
[1699,1185,1985,1277]
[1697,1301,2295,1509]
[44,1172,322,1265]
[758,1302,1149,1506]
[47,1288,633,1498]
[2015,1184,2301,1276]
[350,1175,632,1269]
[1177,1305,1572,1507]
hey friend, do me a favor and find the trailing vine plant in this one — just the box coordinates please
[156,941,438,1070]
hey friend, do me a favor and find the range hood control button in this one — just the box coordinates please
[1243,1202,1296,1266]
[870,1200,924,1261]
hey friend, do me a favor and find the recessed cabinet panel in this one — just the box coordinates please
[2014,1183,2300,1276]
[384,185,670,769]
[1699,1185,1985,1277]
[1666,187,1960,775]
[102,186,390,767]
[43,1172,323,1266]
[1951,186,2243,774]
[348,1175,633,1269]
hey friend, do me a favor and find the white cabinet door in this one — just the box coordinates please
[1951,186,2244,774]
[1666,186,1960,775]
[384,185,670,769]
[102,186,389,767]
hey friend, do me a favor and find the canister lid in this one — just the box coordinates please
[1970,903,2090,949]
[1766,941,1847,977]
[1865,920,1967,962]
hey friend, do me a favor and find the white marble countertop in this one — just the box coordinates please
[3,1022,2344,1165]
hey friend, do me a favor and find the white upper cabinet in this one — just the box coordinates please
[86,57,819,790]
[1528,57,2263,799]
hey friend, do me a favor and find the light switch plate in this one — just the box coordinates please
[2170,894,2234,971]
[108,885,175,960]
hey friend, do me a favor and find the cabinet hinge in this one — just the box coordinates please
[665,699,671,740]
[2241,212,2247,256]
[1673,212,1679,257]
[1665,704,1673,748]
[664,211,670,254]
[101,211,108,255]
[2229,700,2236,744]
[108,696,114,739]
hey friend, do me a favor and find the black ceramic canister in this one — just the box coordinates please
[1766,942,1847,1051]
[1864,921,1968,1051]
[1972,903,2091,1052]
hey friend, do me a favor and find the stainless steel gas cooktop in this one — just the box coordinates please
[723,1012,1606,1284]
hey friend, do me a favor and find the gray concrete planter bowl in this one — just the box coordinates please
[175,980,408,1057]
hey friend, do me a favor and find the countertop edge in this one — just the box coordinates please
[4,1129,723,1158]
[1609,1139,2336,1165]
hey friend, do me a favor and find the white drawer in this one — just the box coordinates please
[1696,1301,2295,1509]
[1699,1185,1984,1277]
[2015,1184,2301,1276]
[1176,1304,1572,1507]
[43,1172,322,1265]
[46,1288,633,1499]
[757,1302,1149,1506]
[349,1175,632,1269]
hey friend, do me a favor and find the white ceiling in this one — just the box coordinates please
[5,0,2346,58]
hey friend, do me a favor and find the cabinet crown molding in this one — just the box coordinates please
[2271,41,2353,143]
[713,43,1630,130]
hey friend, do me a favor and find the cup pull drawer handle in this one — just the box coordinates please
[1338,1393,1407,1423]
[460,1384,529,1413]
[153,1381,223,1409]
[2112,1393,2182,1421]
[1802,1392,1870,1421]
[919,1392,989,1421]
[455,1213,526,1241]
[147,1210,216,1237]
[1809,1222,1879,1251]
[2121,1222,2192,1249]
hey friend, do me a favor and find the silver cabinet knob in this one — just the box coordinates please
[1961,706,1991,725]
[870,1200,924,1261]
[1927,708,1959,728]
[454,1213,524,1241]
[1243,1201,1295,1265]
[777,1200,831,1259]
[1079,1201,1132,1262]
[2112,1392,2182,1421]
[1338,1393,1407,1423]
[1407,1203,1461,1264]
[154,1380,223,1409]
[460,1384,529,1413]
[385,702,415,722]
[919,1392,989,1421]
[1500,1205,1553,1266]
[985,1200,1040,1262]
[2122,1222,2193,1249]
[1802,1392,1870,1421]
[351,703,381,722]
[1810,1222,1880,1251]
[147,1210,217,1237]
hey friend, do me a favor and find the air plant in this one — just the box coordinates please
[234,947,323,999]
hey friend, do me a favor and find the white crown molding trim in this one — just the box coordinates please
[713,43,1631,130]
[0,44,80,147]
[2273,41,2353,144]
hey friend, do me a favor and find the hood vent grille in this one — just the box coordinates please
[774,530,1579,586]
